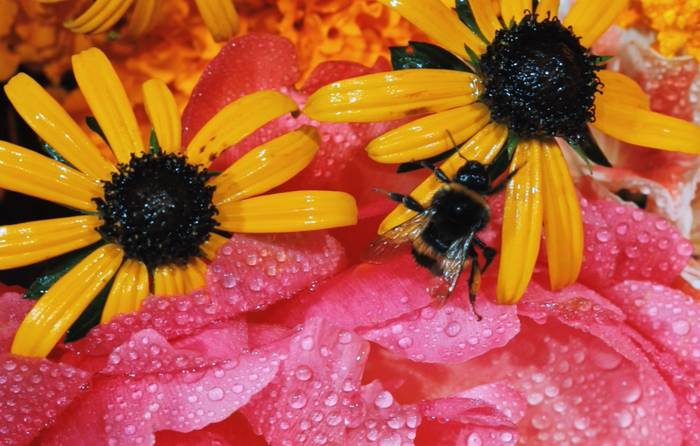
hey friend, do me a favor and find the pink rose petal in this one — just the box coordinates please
[359,282,519,363]
[0,355,90,446]
[265,254,435,330]
[70,232,344,356]
[346,380,420,445]
[242,317,369,445]
[416,394,519,446]
[0,290,32,352]
[40,324,280,446]
[181,33,300,142]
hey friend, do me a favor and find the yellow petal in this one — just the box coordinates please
[378,122,508,233]
[536,0,560,19]
[367,103,491,163]
[497,140,544,304]
[597,70,650,110]
[0,141,102,211]
[65,0,135,34]
[124,0,160,37]
[201,233,229,260]
[153,264,186,297]
[212,126,320,205]
[468,0,501,42]
[72,47,144,163]
[217,191,358,233]
[377,0,485,57]
[304,69,482,123]
[4,73,113,180]
[186,91,298,166]
[194,0,239,42]
[11,244,124,358]
[500,0,531,24]
[594,96,700,154]
[541,139,583,289]
[101,259,149,323]
[182,258,207,293]
[142,79,181,153]
[0,216,102,269]
[563,0,629,47]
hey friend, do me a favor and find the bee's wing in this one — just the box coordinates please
[430,232,475,298]
[364,209,436,263]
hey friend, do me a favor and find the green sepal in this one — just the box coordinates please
[40,141,70,166]
[487,135,517,180]
[23,242,103,300]
[464,44,482,73]
[567,127,612,169]
[396,146,459,173]
[149,128,161,154]
[454,0,489,44]
[64,275,115,343]
[595,55,614,65]
[86,116,108,143]
[390,41,472,72]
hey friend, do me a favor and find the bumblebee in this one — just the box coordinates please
[368,159,518,320]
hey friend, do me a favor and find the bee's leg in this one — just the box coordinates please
[467,251,484,321]
[486,165,523,195]
[474,237,497,272]
[419,161,451,183]
[373,189,425,213]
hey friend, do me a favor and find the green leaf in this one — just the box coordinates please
[595,55,614,65]
[567,127,612,168]
[23,243,102,300]
[64,275,115,343]
[391,41,472,72]
[40,141,70,165]
[85,116,108,143]
[396,146,459,173]
[149,128,161,154]
[464,44,482,73]
[487,135,516,180]
[454,0,489,44]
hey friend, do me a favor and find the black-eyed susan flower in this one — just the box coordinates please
[36,0,239,41]
[1,47,357,358]
[303,0,700,305]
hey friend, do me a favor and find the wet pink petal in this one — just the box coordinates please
[345,380,420,445]
[0,355,90,446]
[40,324,281,446]
[359,282,520,363]
[603,281,700,371]
[102,322,246,375]
[416,393,519,446]
[155,412,267,446]
[70,233,344,356]
[579,199,691,288]
[154,429,231,446]
[0,289,32,352]
[181,33,300,142]
[242,317,369,445]
[264,254,436,330]
[207,232,345,313]
[457,382,526,424]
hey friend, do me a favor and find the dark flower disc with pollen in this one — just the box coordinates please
[95,152,218,269]
[479,13,602,139]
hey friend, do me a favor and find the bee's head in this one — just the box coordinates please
[454,160,490,193]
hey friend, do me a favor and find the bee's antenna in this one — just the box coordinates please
[445,130,467,161]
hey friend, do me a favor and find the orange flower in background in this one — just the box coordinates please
[621,0,700,61]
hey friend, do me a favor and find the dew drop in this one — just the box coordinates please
[444,321,462,337]
[289,392,308,409]
[324,392,338,407]
[338,331,353,344]
[295,365,313,382]
[672,319,690,336]
[617,410,633,428]
[616,379,642,403]
[527,392,544,406]
[374,390,394,409]
[398,337,413,348]
[300,336,315,351]
[467,432,483,446]
[596,230,611,242]
[207,387,224,401]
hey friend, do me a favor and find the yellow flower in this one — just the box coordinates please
[36,0,239,41]
[303,0,700,304]
[1,47,357,358]
[621,0,700,61]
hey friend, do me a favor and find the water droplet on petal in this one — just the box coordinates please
[207,387,224,401]
[672,319,690,335]
[444,321,462,337]
[295,365,313,381]
[289,392,307,409]
[301,336,314,351]
[374,390,394,409]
